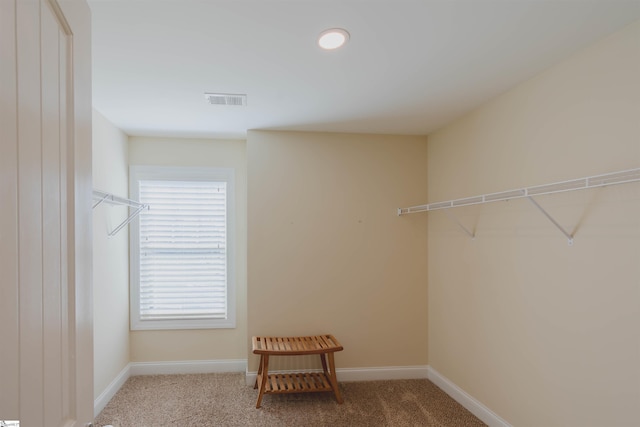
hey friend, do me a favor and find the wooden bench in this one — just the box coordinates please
[252,334,344,408]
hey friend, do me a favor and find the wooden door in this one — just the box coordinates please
[0,0,93,426]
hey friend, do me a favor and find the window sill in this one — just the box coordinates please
[130,318,236,331]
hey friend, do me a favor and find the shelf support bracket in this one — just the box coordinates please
[92,190,149,237]
[107,204,147,237]
[526,196,574,245]
[444,210,475,240]
[92,193,110,209]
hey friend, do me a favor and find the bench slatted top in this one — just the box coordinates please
[252,334,343,356]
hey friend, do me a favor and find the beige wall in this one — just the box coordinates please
[92,109,130,398]
[427,20,640,427]
[128,136,248,362]
[247,130,429,372]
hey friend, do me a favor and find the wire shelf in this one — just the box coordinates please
[398,167,640,245]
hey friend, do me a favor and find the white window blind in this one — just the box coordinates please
[130,165,235,330]
[137,179,228,321]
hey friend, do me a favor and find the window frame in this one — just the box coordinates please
[129,165,236,330]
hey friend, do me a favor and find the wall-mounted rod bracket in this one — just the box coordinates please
[525,196,574,245]
[92,190,149,237]
[444,210,475,239]
[108,204,147,237]
[92,193,110,209]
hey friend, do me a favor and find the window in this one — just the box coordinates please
[129,166,235,330]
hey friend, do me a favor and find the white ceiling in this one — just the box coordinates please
[90,0,640,139]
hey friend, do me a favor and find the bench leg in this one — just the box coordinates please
[324,353,343,404]
[320,352,329,376]
[254,355,263,389]
[255,354,269,408]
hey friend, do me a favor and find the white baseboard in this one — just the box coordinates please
[337,365,429,382]
[94,364,131,417]
[129,359,247,376]
[427,366,511,427]
[245,365,429,386]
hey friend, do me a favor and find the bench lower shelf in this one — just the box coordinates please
[259,372,333,394]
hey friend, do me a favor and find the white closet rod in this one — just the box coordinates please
[92,189,149,236]
[398,167,640,245]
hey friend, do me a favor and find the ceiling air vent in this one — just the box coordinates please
[204,92,247,106]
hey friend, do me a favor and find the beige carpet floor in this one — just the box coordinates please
[94,373,486,427]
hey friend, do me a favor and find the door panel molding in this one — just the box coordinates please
[0,0,93,425]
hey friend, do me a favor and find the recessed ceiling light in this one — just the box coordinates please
[318,28,350,50]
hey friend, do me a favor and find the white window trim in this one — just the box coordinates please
[129,165,236,330]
